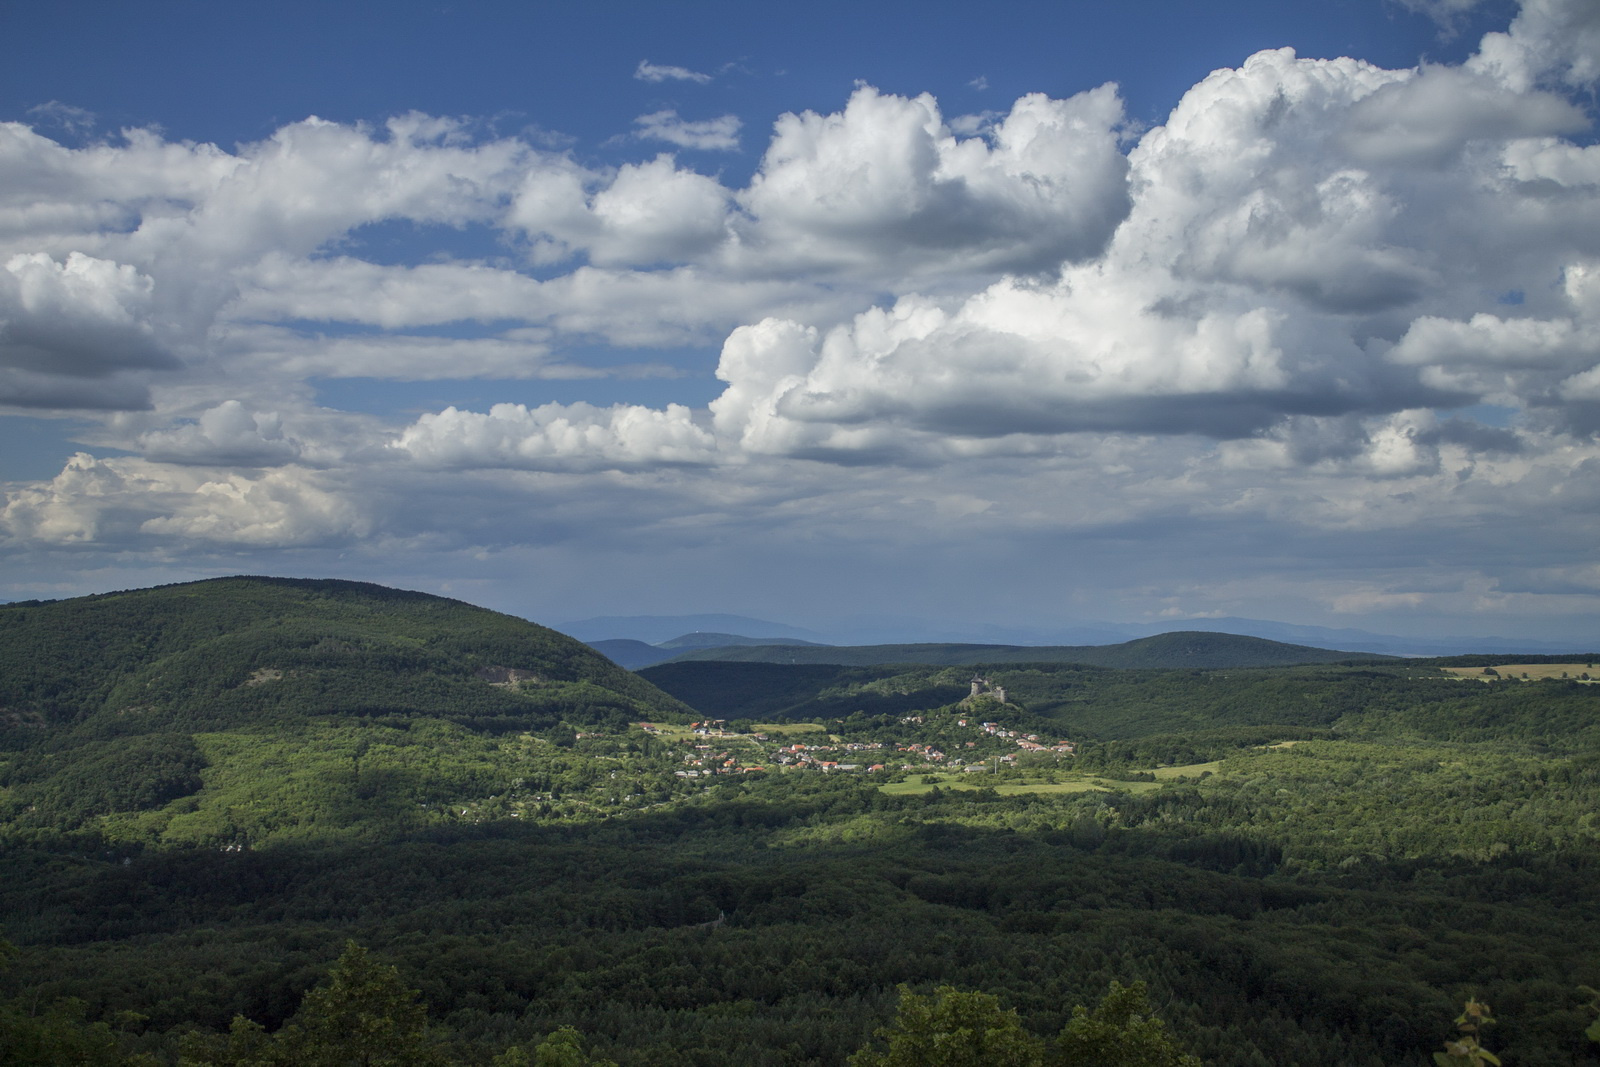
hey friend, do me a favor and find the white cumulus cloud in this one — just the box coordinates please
[734,84,1131,280]
[2,453,368,546]
[392,401,716,471]
[134,400,303,466]
[0,251,173,409]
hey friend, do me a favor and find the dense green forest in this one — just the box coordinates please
[2,578,1599,1065]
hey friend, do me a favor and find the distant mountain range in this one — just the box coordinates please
[1113,617,1593,658]
[556,613,827,645]
[653,630,1390,670]
[586,632,825,670]
[564,612,1600,658]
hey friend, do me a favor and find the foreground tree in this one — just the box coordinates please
[494,1026,619,1066]
[284,942,445,1067]
[850,982,1203,1067]
[179,942,626,1067]
[849,986,1044,1067]
[1050,981,1201,1067]
[1431,999,1499,1067]
[182,942,446,1067]
[0,929,155,1066]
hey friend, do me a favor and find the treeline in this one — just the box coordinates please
[3,939,1212,1067]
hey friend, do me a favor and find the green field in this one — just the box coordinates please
[1441,662,1598,682]
[875,774,1102,796]
[879,760,1221,796]
[751,722,831,736]
[1153,760,1222,778]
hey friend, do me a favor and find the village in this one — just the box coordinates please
[638,676,1076,780]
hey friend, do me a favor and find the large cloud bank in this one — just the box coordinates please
[5,0,1600,629]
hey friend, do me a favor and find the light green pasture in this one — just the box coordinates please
[877,759,1222,797]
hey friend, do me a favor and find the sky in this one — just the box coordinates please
[3,0,1600,646]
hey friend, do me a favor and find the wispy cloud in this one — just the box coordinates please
[634,60,712,84]
[1395,0,1488,36]
[633,110,741,151]
[25,101,95,134]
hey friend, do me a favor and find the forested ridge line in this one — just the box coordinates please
[656,629,1397,669]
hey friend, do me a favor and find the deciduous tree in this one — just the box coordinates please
[1050,981,1201,1067]
[850,986,1043,1067]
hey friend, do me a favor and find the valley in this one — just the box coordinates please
[2,578,1599,1065]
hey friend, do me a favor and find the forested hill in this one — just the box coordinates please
[0,575,691,737]
[665,629,1389,669]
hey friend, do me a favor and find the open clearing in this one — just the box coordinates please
[750,722,830,736]
[878,760,1221,796]
[878,776,1110,796]
[637,722,696,740]
[1153,760,1222,778]
[1441,663,1597,682]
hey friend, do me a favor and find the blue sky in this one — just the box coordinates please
[3,2,1510,144]
[3,0,1599,646]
